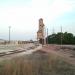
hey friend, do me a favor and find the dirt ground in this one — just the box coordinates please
[40,44,75,65]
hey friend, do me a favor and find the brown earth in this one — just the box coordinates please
[40,44,75,65]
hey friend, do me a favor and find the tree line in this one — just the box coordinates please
[47,32,75,45]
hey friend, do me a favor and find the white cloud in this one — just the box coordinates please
[48,0,72,21]
[0,0,74,40]
[31,0,73,24]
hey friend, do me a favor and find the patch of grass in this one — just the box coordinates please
[0,50,75,75]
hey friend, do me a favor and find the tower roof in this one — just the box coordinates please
[39,18,43,21]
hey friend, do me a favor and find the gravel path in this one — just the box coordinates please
[0,45,42,61]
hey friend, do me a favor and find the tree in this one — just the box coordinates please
[47,32,75,45]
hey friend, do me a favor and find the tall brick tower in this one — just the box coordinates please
[37,18,45,44]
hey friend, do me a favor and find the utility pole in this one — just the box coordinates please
[61,26,62,47]
[44,26,46,45]
[52,27,55,34]
[9,26,11,44]
[47,28,48,45]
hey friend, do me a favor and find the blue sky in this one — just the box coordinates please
[0,0,75,40]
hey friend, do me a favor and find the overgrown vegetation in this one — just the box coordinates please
[0,50,75,75]
[47,32,75,44]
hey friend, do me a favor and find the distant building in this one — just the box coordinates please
[0,39,33,45]
[37,18,45,44]
[0,39,6,45]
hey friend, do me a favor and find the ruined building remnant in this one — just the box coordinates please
[37,18,45,44]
